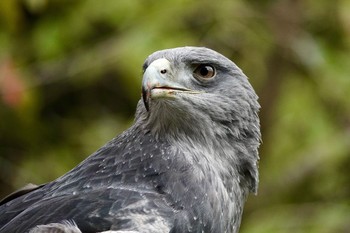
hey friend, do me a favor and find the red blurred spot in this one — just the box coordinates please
[0,58,25,108]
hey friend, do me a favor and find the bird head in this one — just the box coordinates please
[136,47,261,193]
[138,47,259,139]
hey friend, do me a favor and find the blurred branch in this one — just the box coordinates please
[259,0,304,144]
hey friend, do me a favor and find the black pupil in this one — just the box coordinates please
[200,66,209,76]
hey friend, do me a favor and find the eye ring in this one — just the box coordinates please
[193,64,216,80]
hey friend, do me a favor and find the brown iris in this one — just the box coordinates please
[193,64,216,80]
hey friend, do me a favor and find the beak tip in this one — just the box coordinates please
[142,86,150,112]
[144,99,149,112]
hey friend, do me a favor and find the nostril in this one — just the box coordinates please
[160,69,167,74]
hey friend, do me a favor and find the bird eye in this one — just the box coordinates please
[193,64,216,80]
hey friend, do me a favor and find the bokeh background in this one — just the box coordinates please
[0,0,349,232]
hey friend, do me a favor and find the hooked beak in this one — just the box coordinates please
[142,58,201,111]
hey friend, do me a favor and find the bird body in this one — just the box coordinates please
[0,47,260,233]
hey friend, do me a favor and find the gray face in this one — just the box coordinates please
[138,47,260,142]
[142,47,248,109]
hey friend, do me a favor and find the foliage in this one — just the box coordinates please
[0,0,349,232]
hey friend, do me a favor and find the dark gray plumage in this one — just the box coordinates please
[0,47,260,233]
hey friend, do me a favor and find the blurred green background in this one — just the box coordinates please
[0,0,349,232]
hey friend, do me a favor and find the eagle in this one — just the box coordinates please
[0,47,261,233]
